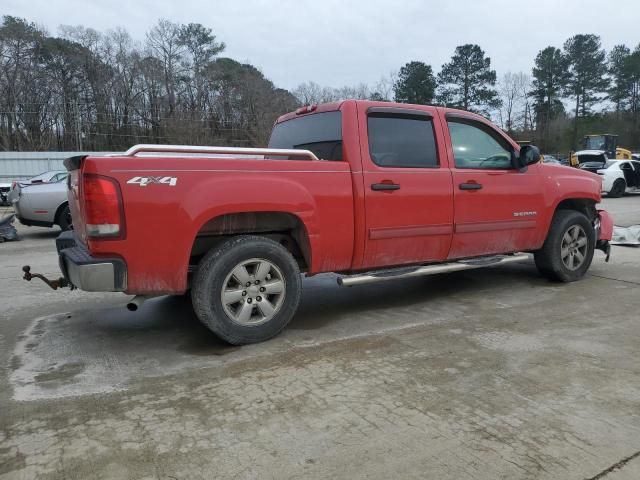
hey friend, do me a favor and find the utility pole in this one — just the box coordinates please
[74,101,83,151]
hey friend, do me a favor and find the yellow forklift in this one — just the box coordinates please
[570,134,633,166]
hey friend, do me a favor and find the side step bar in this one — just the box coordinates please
[337,253,530,287]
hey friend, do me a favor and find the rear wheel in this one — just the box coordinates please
[534,210,595,282]
[57,204,72,231]
[191,235,302,345]
[608,178,626,198]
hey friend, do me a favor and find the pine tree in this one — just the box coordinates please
[393,61,436,105]
[563,34,609,148]
[436,44,500,114]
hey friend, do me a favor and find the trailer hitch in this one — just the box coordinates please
[22,265,72,290]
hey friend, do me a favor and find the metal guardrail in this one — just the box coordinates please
[0,151,118,181]
[119,144,320,161]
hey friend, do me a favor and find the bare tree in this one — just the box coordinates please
[0,15,299,151]
[498,72,531,134]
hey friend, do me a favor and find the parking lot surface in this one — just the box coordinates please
[1,197,639,479]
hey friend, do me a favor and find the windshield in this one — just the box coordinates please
[584,136,606,151]
[268,111,342,160]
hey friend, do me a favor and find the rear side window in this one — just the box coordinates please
[367,115,438,168]
[268,111,342,160]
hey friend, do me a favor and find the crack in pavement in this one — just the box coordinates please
[589,274,640,286]
[585,450,640,480]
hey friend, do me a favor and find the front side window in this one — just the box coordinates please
[268,111,342,160]
[367,115,438,168]
[448,121,513,169]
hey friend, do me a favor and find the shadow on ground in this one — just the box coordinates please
[68,261,543,354]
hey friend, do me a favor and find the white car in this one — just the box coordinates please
[593,160,640,197]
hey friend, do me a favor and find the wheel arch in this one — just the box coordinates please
[53,200,69,226]
[535,197,598,250]
[189,211,312,271]
[554,198,598,221]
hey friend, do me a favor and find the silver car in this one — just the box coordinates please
[12,175,71,230]
[6,170,68,205]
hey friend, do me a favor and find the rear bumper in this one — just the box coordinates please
[13,200,55,227]
[17,216,54,228]
[56,231,127,292]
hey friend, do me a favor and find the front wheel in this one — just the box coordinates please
[534,210,595,282]
[191,235,302,345]
[608,178,626,198]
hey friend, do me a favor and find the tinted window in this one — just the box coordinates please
[448,121,513,169]
[268,111,342,160]
[367,115,438,168]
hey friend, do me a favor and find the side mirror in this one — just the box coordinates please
[514,145,541,172]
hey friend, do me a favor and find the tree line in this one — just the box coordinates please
[295,37,640,153]
[1,14,639,153]
[0,16,298,151]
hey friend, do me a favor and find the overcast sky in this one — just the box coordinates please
[5,0,640,91]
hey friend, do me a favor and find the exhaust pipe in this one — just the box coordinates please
[338,253,530,287]
[126,295,153,311]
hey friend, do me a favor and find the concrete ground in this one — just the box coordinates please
[1,197,639,479]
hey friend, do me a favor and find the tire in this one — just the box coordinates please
[608,178,626,198]
[534,210,595,283]
[191,235,302,345]
[57,204,72,231]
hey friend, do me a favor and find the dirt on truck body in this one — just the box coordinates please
[24,100,613,344]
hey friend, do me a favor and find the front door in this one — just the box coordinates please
[633,161,640,189]
[359,106,454,269]
[444,116,544,259]
[621,161,640,189]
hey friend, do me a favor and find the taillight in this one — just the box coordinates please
[82,174,125,239]
[11,181,16,189]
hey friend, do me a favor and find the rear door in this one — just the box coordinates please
[443,114,544,259]
[358,105,454,269]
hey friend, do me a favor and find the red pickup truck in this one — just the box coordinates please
[35,100,613,344]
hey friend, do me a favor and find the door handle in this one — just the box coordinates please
[371,183,400,191]
[459,182,482,191]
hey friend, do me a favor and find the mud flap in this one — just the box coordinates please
[596,240,611,262]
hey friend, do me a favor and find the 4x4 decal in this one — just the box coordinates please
[127,176,177,187]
